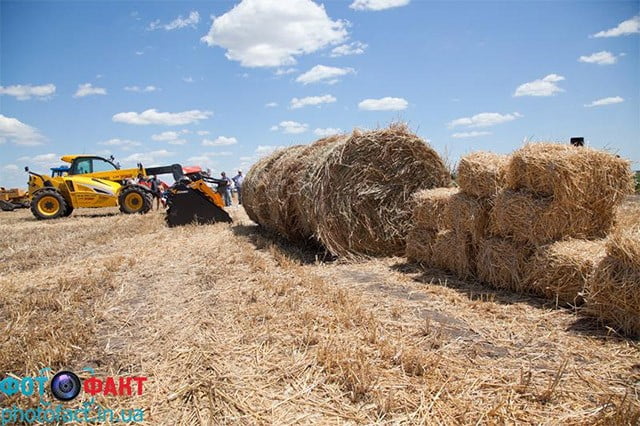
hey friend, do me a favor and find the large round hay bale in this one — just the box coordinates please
[310,125,451,257]
[243,149,290,228]
[297,135,348,236]
[242,124,450,257]
[264,145,307,238]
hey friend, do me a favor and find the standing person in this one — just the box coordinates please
[232,170,244,205]
[219,171,233,207]
[149,175,162,210]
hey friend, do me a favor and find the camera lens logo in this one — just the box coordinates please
[50,371,81,401]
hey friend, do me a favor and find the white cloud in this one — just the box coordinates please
[122,150,174,165]
[513,74,565,97]
[112,109,212,126]
[197,130,210,136]
[124,85,159,92]
[451,131,492,139]
[448,112,522,128]
[0,115,45,146]
[0,84,56,100]
[290,94,336,109]
[151,130,189,145]
[350,0,410,11]
[149,11,200,31]
[202,136,238,146]
[183,76,194,83]
[201,0,348,67]
[98,138,142,150]
[271,121,308,134]
[135,51,144,56]
[358,97,408,111]
[578,51,618,65]
[256,145,285,155]
[3,164,20,172]
[73,83,107,98]
[265,102,278,108]
[275,68,297,75]
[296,65,355,84]
[591,15,639,38]
[314,127,341,137]
[330,41,367,57]
[584,96,624,107]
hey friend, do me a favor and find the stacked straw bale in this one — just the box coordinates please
[583,226,640,336]
[406,151,508,280]
[524,239,606,306]
[244,124,451,257]
[491,143,634,244]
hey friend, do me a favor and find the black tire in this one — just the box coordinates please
[118,186,152,214]
[62,204,74,217]
[31,189,67,220]
[0,199,15,212]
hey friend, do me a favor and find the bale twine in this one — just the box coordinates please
[411,187,458,231]
[489,190,612,246]
[506,143,634,210]
[457,152,509,198]
[524,239,606,306]
[583,226,640,337]
[476,237,534,291]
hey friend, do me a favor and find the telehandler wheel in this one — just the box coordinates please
[31,189,67,220]
[62,204,74,217]
[118,186,152,214]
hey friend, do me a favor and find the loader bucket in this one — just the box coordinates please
[165,186,232,227]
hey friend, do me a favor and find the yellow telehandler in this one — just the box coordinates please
[26,154,232,225]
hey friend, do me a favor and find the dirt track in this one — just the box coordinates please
[1,205,638,424]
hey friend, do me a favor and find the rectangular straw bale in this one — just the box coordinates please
[506,143,634,210]
[457,152,509,198]
[447,192,491,244]
[411,187,458,231]
[489,190,613,246]
[431,229,475,279]
[582,227,640,337]
[524,239,606,306]
[477,237,534,292]
[406,226,437,264]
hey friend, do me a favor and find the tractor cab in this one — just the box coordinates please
[62,155,120,175]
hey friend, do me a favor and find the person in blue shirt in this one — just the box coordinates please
[232,170,244,205]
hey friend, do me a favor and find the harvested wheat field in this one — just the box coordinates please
[1,204,639,424]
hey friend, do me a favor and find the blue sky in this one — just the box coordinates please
[1,0,638,188]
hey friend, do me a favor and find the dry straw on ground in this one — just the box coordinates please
[476,236,534,291]
[244,124,451,257]
[411,187,458,231]
[506,143,634,209]
[524,239,606,306]
[489,189,612,245]
[457,151,509,198]
[584,226,640,337]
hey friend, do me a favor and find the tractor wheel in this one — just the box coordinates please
[118,186,152,214]
[31,189,67,220]
[62,204,74,217]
